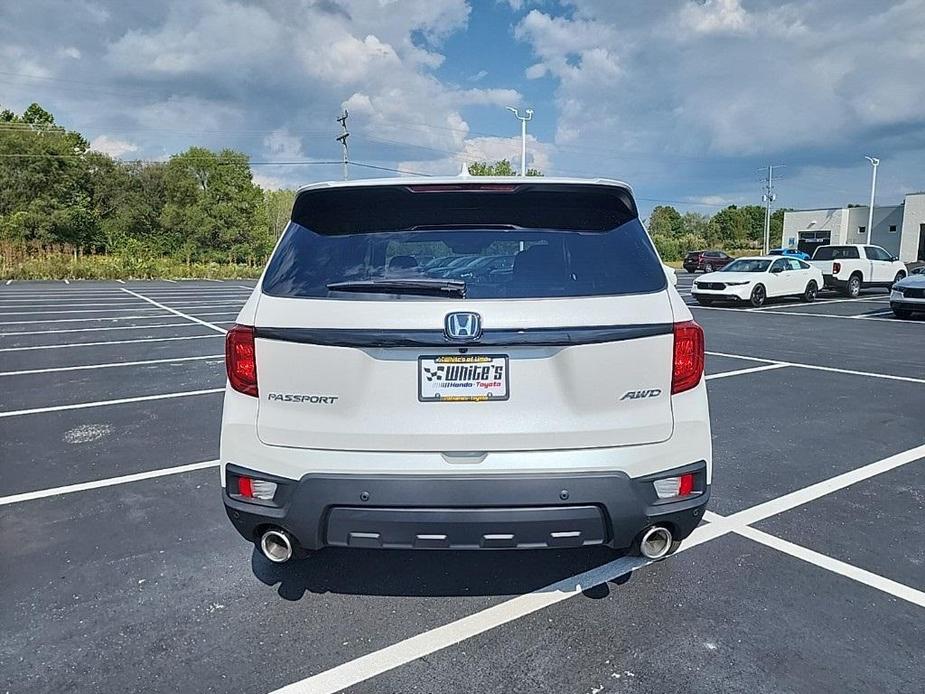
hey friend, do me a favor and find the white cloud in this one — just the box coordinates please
[263,129,305,160]
[90,135,138,157]
[399,134,553,176]
[468,69,488,82]
[60,47,82,60]
[678,0,752,36]
[515,0,925,158]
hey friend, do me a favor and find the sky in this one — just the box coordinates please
[2,0,924,218]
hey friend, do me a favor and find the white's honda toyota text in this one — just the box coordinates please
[220,178,712,563]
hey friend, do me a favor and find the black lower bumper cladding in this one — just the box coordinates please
[223,461,709,551]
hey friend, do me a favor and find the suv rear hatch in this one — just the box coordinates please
[252,181,678,452]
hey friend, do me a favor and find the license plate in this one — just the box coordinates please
[418,355,509,402]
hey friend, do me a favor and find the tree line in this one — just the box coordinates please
[0,102,294,269]
[646,204,788,261]
[1,101,784,275]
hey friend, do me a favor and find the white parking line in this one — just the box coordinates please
[116,279,126,284]
[747,296,891,311]
[0,354,224,377]
[715,443,925,528]
[852,310,895,318]
[732,525,925,608]
[0,387,224,418]
[122,288,229,334]
[268,530,724,694]
[0,302,244,316]
[0,310,242,326]
[0,306,168,316]
[63,279,69,285]
[5,280,11,285]
[705,350,925,385]
[0,460,219,506]
[0,300,155,307]
[704,363,790,381]
[0,334,222,352]
[0,321,207,336]
[692,304,906,324]
[270,443,924,694]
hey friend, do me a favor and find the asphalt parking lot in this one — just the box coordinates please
[1,274,923,694]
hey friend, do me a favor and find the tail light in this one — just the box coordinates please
[672,321,704,394]
[833,261,841,274]
[653,472,696,499]
[226,324,258,396]
[236,475,277,501]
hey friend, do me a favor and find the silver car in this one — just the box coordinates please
[890,273,925,319]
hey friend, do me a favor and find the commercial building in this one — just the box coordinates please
[781,192,925,262]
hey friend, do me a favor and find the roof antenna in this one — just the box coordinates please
[458,162,471,177]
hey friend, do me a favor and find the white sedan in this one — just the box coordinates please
[691,256,825,308]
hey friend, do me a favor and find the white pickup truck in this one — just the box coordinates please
[809,244,907,297]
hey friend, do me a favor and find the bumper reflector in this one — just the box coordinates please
[653,472,696,499]
[237,476,277,501]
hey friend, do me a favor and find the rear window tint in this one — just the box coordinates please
[262,185,666,300]
[813,246,859,260]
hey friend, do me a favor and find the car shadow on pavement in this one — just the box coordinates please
[250,545,640,600]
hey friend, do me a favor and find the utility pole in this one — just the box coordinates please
[336,110,349,181]
[761,164,783,254]
[865,156,879,244]
[505,106,534,176]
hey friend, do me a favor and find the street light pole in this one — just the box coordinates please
[865,156,879,245]
[505,106,534,176]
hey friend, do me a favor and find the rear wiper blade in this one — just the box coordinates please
[326,278,467,298]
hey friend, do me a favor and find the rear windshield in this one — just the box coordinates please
[813,246,859,260]
[722,259,770,273]
[262,184,666,300]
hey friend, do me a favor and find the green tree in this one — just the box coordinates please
[647,205,683,237]
[160,147,264,263]
[0,102,99,249]
[468,159,542,176]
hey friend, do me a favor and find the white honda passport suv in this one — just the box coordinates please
[220,178,711,563]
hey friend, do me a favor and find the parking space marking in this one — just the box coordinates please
[705,350,925,385]
[116,279,126,284]
[264,520,723,694]
[852,310,895,318]
[0,306,168,316]
[272,443,925,694]
[0,297,152,304]
[4,280,11,285]
[0,387,224,418]
[0,353,224,377]
[714,443,925,528]
[692,304,906,324]
[122,288,229,334]
[747,296,890,311]
[0,459,219,507]
[0,334,222,352]
[704,363,790,380]
[0,321,210,336]
[0,310,242,326]
[731,524,925,608]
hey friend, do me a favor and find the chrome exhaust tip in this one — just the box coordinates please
[260,528,294,563]
[639,526,673,560]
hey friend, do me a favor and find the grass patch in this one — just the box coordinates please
[1,251,264,280]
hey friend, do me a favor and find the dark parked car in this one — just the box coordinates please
[683,250,734,273]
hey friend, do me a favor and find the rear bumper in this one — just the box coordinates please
[223,461,709,551]
[823,274,848,290]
